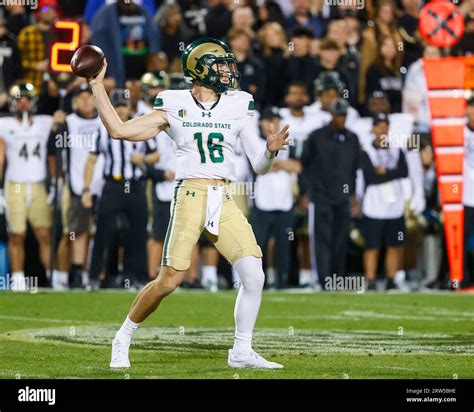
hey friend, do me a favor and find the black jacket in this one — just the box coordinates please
[301,124,360,205]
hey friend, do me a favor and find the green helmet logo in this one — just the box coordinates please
[181,38,240,94]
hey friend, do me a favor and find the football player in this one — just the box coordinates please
[0,84,56,291]
[88,38,289,369]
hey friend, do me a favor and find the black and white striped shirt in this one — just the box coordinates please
[91,124,157,181]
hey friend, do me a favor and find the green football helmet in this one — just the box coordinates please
[141,71,170,90]
[181,38,240,94]
[314,71,345,96]
[8,83,37,114]
[141,71,170,103]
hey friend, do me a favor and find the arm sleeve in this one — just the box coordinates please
[239,119,275,175]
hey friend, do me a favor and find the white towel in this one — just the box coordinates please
[204,186,224,236]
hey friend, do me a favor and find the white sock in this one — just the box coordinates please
[52,270,68,290]
[11,271,26,291]
[201,265,218,288]
[116,315,140,342]
[266,267,276,286]
[394,270,406,286]
[299,269,313,286]
[232,256,265,353]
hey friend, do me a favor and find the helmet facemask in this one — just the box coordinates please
[182,38,241,94]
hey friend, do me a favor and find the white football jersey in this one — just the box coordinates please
[153,89,256,181]
[279,107,323,159]
[64,113,102,196]
[0,115,53,183]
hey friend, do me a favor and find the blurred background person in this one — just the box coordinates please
[0,84,56,291]
[365,36,403,114]
[250,107,301,289]
[359,114,408,291]
[302,98,360,289]
[18,0,58,92]
[91,0,161,86]
[257,22,288,108]
[154,1,193,68]
[463,98,474,288]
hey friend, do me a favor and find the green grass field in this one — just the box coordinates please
[0,290,473,379]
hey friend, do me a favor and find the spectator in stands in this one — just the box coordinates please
[403,44,440,133]
[0,16,22,113]
[285,27,317,101]
[84,0,157,25]
[154,1,193,67]
[4,4,31,37]
[452,11,474,56]
[286,0,325,38]
[360,113,408,291]
[256,0,286,30]
[59,0,88,18]
[358,0,402,106]
[204,0,236,40]
[314,39,349,97]
[228,28,265,109]
[325,18,360,108]
[180,0,209,39]
[91,0,160,86]
[18,0,58,92]
[365,36,403,113]
[257,22,288,107]
[397,0,423,69]
[231,6,256,32]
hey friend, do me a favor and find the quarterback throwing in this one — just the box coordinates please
[88,38,290,369]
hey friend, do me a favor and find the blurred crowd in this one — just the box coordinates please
[0,0,474,292]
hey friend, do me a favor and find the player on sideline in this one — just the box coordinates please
[87,38,289,369]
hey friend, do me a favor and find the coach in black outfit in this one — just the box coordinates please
[82,89,159,289]
[301,98,360,289]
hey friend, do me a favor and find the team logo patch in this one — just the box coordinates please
[154,97,164,109]
[178,109,187,118]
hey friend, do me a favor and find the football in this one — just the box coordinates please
[70,45,105,79]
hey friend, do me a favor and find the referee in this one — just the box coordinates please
[82,89,160,289]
